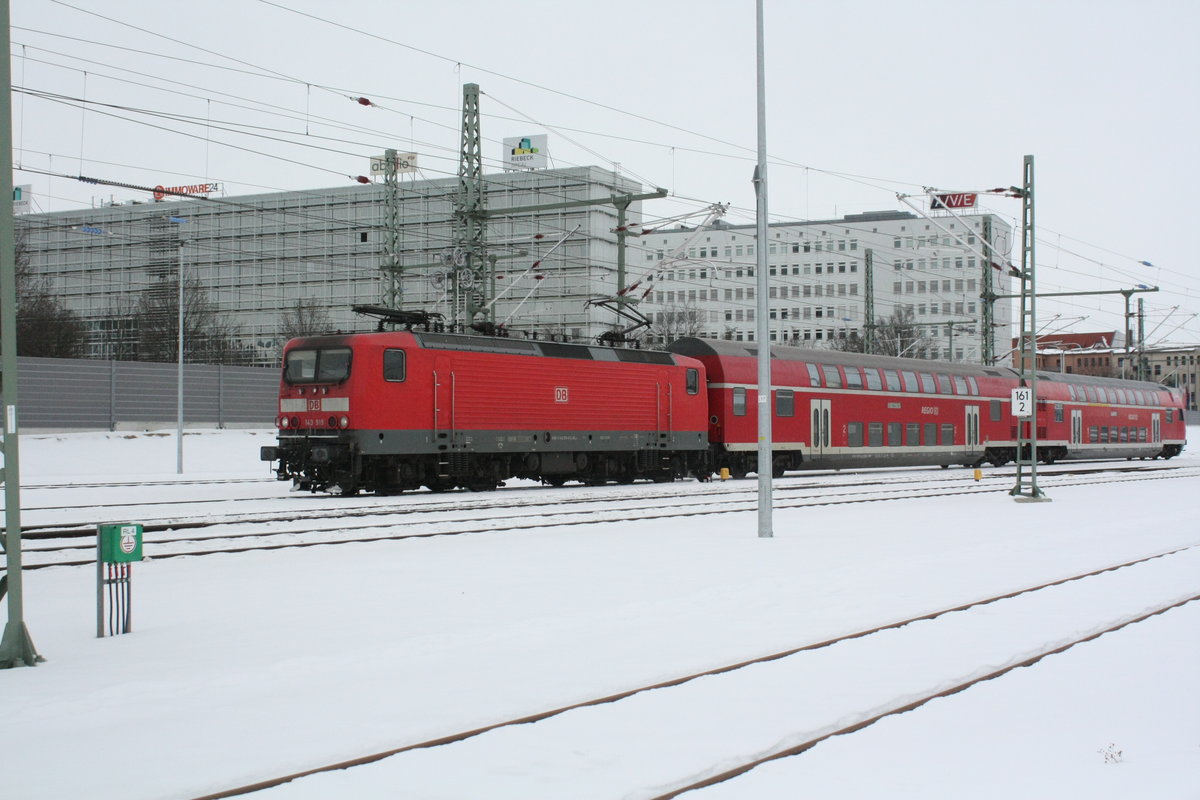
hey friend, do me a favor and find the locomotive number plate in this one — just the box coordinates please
[555,387,569,403]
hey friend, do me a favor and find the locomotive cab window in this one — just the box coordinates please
[285,347,352,384]
[383,349,406,382]
[686,368,700,395]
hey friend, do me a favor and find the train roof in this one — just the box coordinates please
[291,330,691,366]
[666,337,1170,391]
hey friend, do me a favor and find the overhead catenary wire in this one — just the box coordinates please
[14,2,1195,347]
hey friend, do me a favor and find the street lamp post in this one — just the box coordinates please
[168,216,188,474]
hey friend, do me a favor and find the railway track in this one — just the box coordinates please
[15,464,1199,570]
[16,461,1192,527]
[191,543,1200,799]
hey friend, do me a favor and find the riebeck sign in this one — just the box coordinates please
[503,135,549,170]
[153,182,221,201]
[931,192,978,209]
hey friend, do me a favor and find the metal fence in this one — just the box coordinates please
[14,356,279,431]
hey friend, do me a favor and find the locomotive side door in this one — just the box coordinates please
[964,405,981,453]
[1070,409,1083,445]
[810,398,831,460]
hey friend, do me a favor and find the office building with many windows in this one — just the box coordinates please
[18,167,1013,367]
[17,166,648,365]
[639,210,1014,363]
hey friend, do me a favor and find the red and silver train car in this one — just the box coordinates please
[668,337,1187,477]
[262,331,710,493]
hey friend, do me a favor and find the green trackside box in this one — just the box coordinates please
[98,523,144,563]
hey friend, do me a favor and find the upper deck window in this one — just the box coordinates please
[285,347,352,384]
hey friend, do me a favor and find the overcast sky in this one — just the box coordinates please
[11,0,1199,344]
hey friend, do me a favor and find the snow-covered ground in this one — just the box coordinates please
[4,428,1199,799]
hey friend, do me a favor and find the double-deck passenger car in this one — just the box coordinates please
[667,337,1186,477]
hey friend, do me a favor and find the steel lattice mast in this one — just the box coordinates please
[1010,155,1046,500]
[1,0,43,668]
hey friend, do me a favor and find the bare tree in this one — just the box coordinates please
[10,226,87,358]
[826,329,866,353]
[135,274,252,365]
[860,308,934,359]
[279,298,334,342]
[652,300,704,344]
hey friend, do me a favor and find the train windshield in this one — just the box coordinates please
[285,347,352,384]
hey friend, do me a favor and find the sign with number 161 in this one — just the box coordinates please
[1011,387,1033,418]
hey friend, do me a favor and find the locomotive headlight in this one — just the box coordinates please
[339,415,350,429]
[279,416,289,428]
[328,416,337,428]
[289,416,300,428]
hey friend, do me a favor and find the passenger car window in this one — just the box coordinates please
[864,369,883,391]
[905,423,920,445]
[806,363,822,387]
[822,365,843,389]
[776,389,794,417]
[940,423,955,445]
[901,370,918,391]
[847,421,863,447]
[919,373,936,393]
[844,367,864,390]
[883,370,901,391]
[868,422,883,446]
[733,387,747,416]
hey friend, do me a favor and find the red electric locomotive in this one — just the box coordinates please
[262,329,711,494]
[667,337,1187,477]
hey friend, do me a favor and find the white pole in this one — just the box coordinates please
[754,0,772,538]
[176,239,184,474]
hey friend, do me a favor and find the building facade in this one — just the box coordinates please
[18,166,648,366]
[638,210,1014,363]
[19,170,1015,367]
